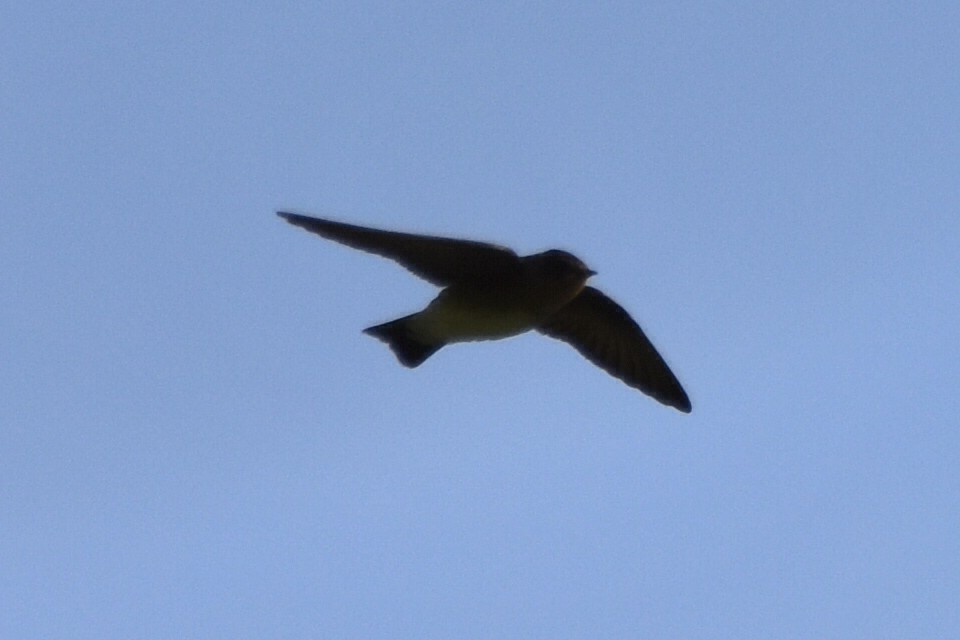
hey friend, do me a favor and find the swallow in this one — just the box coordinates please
[278,211,691,412]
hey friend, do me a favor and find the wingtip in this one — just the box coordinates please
[277,211,311,228]
[672,393,692,414]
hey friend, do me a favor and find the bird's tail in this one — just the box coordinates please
[363,317,442,368]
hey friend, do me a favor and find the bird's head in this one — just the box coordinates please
[527,249,597,298]
[540,249,596,277]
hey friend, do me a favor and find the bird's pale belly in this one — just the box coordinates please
[409,294,542,343]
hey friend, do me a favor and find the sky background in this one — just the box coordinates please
[3,2,958,638]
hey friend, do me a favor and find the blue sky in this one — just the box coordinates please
[3,2,958,637]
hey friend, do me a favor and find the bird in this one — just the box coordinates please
[278,211,691,413]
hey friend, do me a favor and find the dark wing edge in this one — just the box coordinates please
[277,211,520,287]
[537,286,692,413]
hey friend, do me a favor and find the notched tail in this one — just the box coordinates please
[363,318,442,368]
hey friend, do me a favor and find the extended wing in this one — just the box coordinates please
[538,286,691,412]
[278,212,521,287]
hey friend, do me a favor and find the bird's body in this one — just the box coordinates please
[407,251,591,341]
[406,288,548,343]
[278,211,692,412]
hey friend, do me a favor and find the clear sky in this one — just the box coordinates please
[3,2,958,638]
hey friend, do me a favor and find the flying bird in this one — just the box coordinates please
[278,211,691,412]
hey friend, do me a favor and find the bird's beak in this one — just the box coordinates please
[585,268,598,278]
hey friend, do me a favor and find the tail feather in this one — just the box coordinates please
[363,317,442,367]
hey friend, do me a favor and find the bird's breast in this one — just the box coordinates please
[409,289,546,342]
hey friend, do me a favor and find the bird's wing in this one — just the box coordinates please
[537,286,691,412]
[278,212,521,287]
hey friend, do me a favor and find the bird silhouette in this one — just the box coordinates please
[278,211,691,412]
